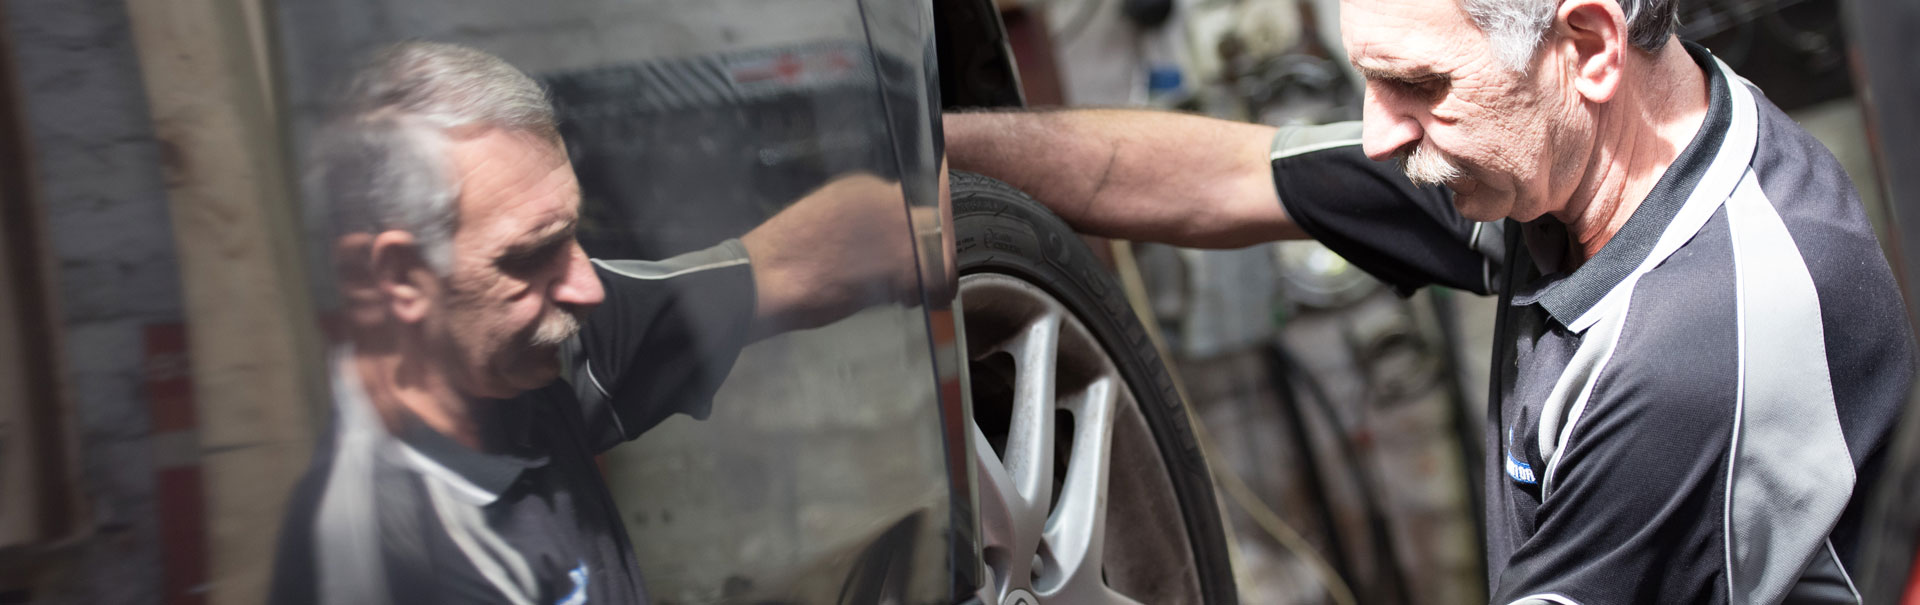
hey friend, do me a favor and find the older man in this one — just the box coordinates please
[946,0,1911,602]
[270,43,927,603]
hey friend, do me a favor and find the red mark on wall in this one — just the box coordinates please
[144,323,206,605]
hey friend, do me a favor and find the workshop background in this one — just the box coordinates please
[0,0,1912,604]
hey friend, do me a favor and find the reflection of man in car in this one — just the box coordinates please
[269,42,930,604]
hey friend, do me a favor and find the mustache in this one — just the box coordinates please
[528,306,584,348]
[1396,142,1464,187]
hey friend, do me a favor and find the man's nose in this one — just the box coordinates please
[553,244,605,308]
[1360,85,1423,161]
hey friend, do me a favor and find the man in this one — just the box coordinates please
[270,42,929,603]
[945,0,1911,601]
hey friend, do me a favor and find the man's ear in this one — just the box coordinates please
[369,230,440,324]
[332,232,377,290]
[1555,0,1627,104]
[332,232,388,324]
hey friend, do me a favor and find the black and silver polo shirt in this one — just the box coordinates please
[1269,42,1913,604]
[269,240,757,605]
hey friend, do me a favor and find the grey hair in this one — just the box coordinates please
[1461,0,1681,71]
[306,42,559,274]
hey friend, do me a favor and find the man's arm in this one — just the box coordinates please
[944,109,1306,248]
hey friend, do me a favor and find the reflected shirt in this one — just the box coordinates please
[268,239,756,605]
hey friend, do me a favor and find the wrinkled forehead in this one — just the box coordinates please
[447,128,580,233]
[1344,0,1474,49]
[1338,0,1476,30]
[1338,0,1482,65]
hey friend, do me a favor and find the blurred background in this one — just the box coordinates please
[0,0,1915,603]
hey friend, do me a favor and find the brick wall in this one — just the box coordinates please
[4,0,182,602]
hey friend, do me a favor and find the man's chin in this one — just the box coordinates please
[514,355,564,389]
[1450,183,1510,222]
[478,354,563,399]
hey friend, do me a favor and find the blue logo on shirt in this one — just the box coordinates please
[556,561,588,605]
[1505,427,1537,485]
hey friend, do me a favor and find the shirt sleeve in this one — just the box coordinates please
[563,239,757,453]
[1270,122,1504,295]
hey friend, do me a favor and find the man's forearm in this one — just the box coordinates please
[943,109,1305,248]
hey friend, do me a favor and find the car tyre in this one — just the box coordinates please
[953,170,1237,605]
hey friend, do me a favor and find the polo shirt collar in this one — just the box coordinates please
[393,402,549,506]
[1513,41,1741,328]
[329,346,551,506]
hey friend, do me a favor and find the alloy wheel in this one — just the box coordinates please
[961,273,1199,605]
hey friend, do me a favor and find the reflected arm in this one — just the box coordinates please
[567,243,758,451]
[739,173,928,340]
[564,172,932,449]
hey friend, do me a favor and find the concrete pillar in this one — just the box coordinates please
[120,1,325,602]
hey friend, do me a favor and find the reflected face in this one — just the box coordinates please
[434,128,605,399]
[1341,0,1575,222]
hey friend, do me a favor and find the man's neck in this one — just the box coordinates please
[349,333,484,450]
[1554,40,1711,263]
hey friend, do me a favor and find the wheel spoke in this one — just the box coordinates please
[1039,375,1120,598]
[1001,310,1061,513]
[972,422,1032,590]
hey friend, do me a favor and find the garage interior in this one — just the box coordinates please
[0,0,1916,604]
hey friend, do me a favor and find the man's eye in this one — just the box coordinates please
[1372,75,1447,102]
[1403,76,1449,96]
[497,243,567,275]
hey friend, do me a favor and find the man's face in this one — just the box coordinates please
[1341,0,1584,222]
[432,127,604,399]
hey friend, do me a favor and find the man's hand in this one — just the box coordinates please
[739,172,937,338]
